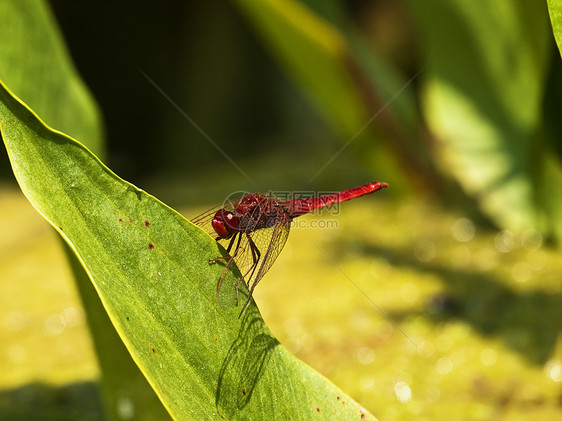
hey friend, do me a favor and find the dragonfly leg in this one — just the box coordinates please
[215,253,238,307]
[237,234,261,318]
[227,232,242,254]
[239,280,257,318]
[242,233,261,282]
[234,277,245,300]
[208,255,231,263]
[208,232,241,263]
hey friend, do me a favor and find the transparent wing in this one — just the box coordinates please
[192,204,242,309]
[246,216,291,292]
[213,218,290,313]
[230,207,290,315]
[191,201,292,315]
[214,233,252,310]
[191,204,232,239]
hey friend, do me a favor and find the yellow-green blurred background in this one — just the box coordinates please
[2,0,562,420]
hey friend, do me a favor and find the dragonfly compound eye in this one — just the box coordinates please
[211,210,239,239]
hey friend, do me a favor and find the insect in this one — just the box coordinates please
[192,182,388,316]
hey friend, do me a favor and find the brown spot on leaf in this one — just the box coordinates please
[316,407,321,413]
[360,413,366,419]
[241,388,247,397]
[150,346,156,354]
[144,219,151,228]
[118,217,123,224]
[125,315,130,321]
[58,226,63,231]
[148,242,154,250]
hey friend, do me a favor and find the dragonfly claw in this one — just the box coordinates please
[208,255,232,264]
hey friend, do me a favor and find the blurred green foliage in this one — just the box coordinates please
[0,0,103,155]
[28,0,562,241]
[549,0,562,56]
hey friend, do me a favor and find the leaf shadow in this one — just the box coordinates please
[350,243,562,364]
[216,304,279,418]
[0,381,104,420]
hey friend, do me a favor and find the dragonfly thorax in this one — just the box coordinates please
[211,209,239,239]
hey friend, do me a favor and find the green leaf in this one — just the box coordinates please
[0,81,376,419]
[406,0,552,233]
[233,0,367,137]
[0,0,103,155]
[548,0,562,58]
[232,0,430,191]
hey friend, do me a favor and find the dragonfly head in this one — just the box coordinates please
[211,209,239,239]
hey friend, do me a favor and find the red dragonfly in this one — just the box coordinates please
[192,181,388,316]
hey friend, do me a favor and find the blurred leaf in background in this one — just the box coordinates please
[0,0,102,154]
[232,0,562,243]
[544,0,562,242]
[232,0,434,191]
[405,0,557,238]
[549,0,562,56]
